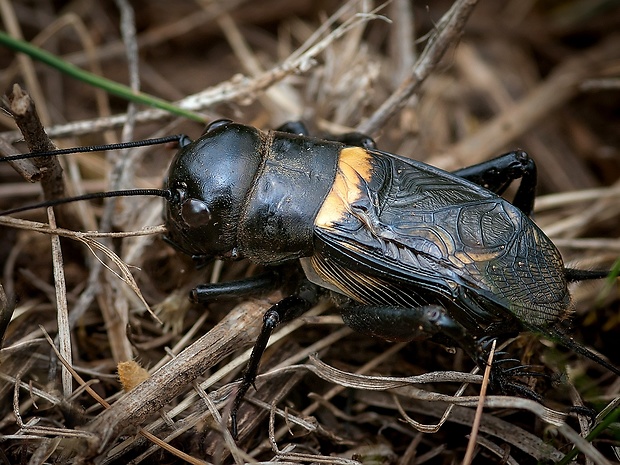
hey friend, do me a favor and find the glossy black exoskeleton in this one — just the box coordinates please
[2,119,618,439]
[158,119,619,436]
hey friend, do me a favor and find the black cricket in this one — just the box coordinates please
[2,119,618,438]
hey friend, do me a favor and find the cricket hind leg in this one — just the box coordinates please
[339,303,548,401]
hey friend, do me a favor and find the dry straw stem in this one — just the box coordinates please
[304,356,613,463]
[0,215,160,321]
[0,216,167,239]
[267,395,364,465]
[359,390,567,463]
[35,327,209,465]
[307,355,564,425]
[429,34,620,170]
[47,208,72,398]
[0,284,11,353]
[91,303,331,462]
[64,0,248,67]
[80,298,272,454]
[0,0,51,126]
[247,339,403,458]
[463,339,495,465]
[358,0,479,135]
[0,1,386,143]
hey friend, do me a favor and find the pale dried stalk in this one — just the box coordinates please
[47,208,72,398]
[0,2,387,142]
[429,34,620,170]
[107,303,330,462]
[80,299,271,456]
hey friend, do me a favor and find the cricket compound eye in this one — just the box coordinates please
[180,198,211,228]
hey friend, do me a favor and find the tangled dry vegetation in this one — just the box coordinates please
[1,1,620,464]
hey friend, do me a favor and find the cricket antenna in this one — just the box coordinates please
[0,189,172,217]
[0,133,189,216]
[0,134,188,163]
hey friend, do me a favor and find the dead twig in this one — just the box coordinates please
[2,84,64,200]
[80,298,272,457]
[358,0,479,135]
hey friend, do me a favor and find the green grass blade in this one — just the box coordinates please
[557,401,620,464]
[0,30,205,123]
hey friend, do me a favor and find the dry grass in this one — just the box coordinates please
[1,0,620,463]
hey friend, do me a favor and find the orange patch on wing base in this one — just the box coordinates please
[315,147,374,228]
[340,146,374,179]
